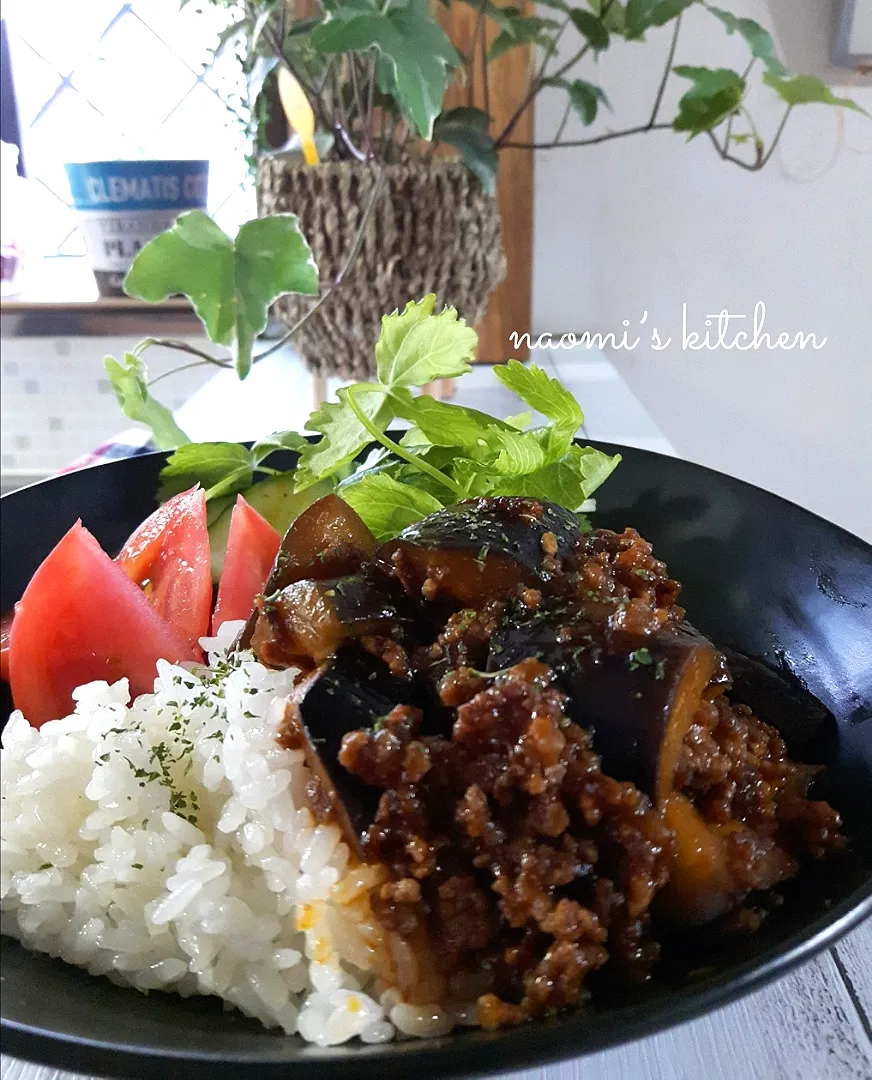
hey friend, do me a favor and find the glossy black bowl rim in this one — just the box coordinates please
[1,439,870,549]
[3,892,869,1079]
[1,445,870,1079]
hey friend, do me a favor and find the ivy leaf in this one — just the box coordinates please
[311,3,459,138]
[295,385,392,489]
[157,442,255,502]
[587,0,626,34]
[123,211,318,379]
[104,354,191,451]
[488,16,559,61]
[568,9,610,52]
[673,65,745,137]
[340,472,444,541]
[546,76,610,124]
[762,72,868,114]
[625,0,696,40]
[706,6,786,76]
[433,107,497,194]
[494,360,584,448]
[375,295,478,388]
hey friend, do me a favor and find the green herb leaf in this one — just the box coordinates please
[104,354,191,451]
[250,430,310,464]
[491,443,620,507]
[629,646,653,669]
[340,472,444,541]
[625,0,695,40]
[158,442,255,502]
[375,296,478,388]
[491,430,548,476]
[504,411,533,430]
[762,72,868,114]
[391,388,509,450]
[123,211,318,380]
[432,107,498,194]
[494,360,584,448]
[673,65,745,137]
[568,9,610,51]
[706,6,786,75]
[295,385,392,489]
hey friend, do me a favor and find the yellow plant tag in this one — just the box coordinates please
[277,66,319,166]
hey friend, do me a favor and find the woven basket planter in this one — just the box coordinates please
[257,159,506,380]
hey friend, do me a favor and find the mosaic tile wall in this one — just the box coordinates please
[1,335,217,479]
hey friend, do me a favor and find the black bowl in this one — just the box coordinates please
[1,444,870,1079]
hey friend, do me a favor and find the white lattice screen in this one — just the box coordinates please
[5,0,255,258]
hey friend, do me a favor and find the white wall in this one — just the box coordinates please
[532,0,872,541]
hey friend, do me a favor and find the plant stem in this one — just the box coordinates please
[251,167,386,364]
[147,359,225,388]
[649,13,682,126]
[496,15,576,148]
[331,60,366,161]
[135,338,233,367]
[480,8,491,120]
[760,105,793,167]
[345,387,464,497]
[469,0,486,108]
[553,97,573,144]
[496,0,617,148]
[350,57,373,157]
[504,121,674,150]
[365,52,377,159]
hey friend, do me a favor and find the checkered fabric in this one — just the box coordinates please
[58,429,156,475]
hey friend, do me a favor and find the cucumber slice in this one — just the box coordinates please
[208,474,331,583]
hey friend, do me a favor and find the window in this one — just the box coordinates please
[4,0,256,258]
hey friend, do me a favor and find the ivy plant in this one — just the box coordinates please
[198,0,866,193]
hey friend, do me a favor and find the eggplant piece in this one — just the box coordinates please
[251,574,415,668]
[658,794,740,925]
[239,495,376,648]
[278,645,423,850]
[488,603,721,803]
[721,647,831,753]
[374,497,581,608]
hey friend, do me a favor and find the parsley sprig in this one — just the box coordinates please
[159,295,621,541]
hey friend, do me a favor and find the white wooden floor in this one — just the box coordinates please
[3,347,870,1079]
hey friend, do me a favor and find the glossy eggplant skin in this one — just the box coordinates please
[251,574,416,668]
[374,497,582,608]
[278,645,424,850]
[239,495,376,648]
[488,602,721,803]
[721,647,831,754]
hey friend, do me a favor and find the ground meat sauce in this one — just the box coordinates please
[339,661,673,1021]
[265,497,845,1026]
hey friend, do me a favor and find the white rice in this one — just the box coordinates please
[0,622,451,1044]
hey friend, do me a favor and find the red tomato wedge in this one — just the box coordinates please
[116,486,211,658]
[9,522,199,727]
[212,496,281,634]
[0,610,13,684]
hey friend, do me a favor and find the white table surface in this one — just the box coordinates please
[3,347,870,1079]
